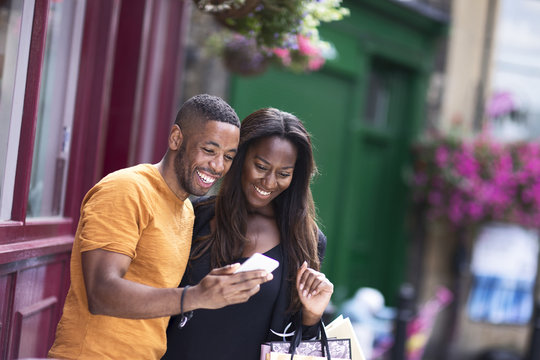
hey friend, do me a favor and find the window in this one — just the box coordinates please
[363,59,411,135]
[26,0,85,218]
[0,0,31,221]
[364,67,390,130]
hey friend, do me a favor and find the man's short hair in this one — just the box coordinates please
[175,94,240,130]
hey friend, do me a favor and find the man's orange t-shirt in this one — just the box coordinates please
[48,164,194,359]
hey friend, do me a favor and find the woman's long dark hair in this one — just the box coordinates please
[192,108,320,312]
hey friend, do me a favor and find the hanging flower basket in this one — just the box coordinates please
[197,0,349,76]
[195,0,349,49]
[206,32,330,76]
[222,35,269,76]
[192,0,261,20]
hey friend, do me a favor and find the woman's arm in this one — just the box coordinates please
[296,261,334,326]
[295,229,333,326]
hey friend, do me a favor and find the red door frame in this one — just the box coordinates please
[64,0,122,232]
[0,0,189,357]
[144,0,189,164]
[103,0,189,176]
[0,1,121,357]
[102,0,146,177]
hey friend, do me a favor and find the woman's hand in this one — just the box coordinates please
[296,261,334,326]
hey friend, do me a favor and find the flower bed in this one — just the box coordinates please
[410,132,540,228]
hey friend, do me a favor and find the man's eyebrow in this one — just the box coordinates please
[205,141,237,153]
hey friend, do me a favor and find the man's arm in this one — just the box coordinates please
[82,249,272,319]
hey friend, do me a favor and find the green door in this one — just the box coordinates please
[336,58,414,301]
[229,1,444,304]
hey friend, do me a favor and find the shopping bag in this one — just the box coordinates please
[261,338,351,359]
[325,316,366,360]
[261,313,351,360]
[266,353,348,360]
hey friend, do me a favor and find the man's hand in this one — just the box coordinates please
[184,264,273,311]
[296,261,334,326]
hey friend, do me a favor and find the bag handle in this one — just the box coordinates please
[288,311,331,360]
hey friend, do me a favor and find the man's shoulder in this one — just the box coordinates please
[100,164,155,183]
[84,164,158,204]
[94,164,157,191]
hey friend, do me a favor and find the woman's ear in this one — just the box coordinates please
[169,124,183,151]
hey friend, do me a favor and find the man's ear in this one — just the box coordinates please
[169,124,183,151]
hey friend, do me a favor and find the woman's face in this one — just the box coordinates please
[241,136,298,212]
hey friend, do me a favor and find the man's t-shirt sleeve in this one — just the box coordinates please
[78,177,149,259]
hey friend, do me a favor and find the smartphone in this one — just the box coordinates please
[234,253,279,274]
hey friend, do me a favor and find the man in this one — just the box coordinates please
[48,94,272,359]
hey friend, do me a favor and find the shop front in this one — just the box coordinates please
[0,0,188,357]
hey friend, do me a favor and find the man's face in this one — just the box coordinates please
[174,120,240,197]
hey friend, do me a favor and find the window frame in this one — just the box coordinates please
[0,0,34,221]
[0,0,74,252]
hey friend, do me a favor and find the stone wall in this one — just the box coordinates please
[180,3,230,103]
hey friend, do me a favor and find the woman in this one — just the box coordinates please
[164,108,333,360]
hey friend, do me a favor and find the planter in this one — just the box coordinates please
[222,35,269,76]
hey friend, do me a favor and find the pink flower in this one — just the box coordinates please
[435,146,449,167]
[297,35,320,56]
[455,148,479,178]
[273,48,291,66]
[308,56,325,71]
[522,152,540,178]
[448,194,465,224]
[486,91,515,119]
[468,202,484,220]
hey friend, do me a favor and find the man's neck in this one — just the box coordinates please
[154,159,189,201]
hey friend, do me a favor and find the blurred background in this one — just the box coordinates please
[1,0,539,359]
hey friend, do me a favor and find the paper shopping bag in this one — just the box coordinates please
[261,316,351,360]
[261,338,351,360]
[325,316,366,360]
[268,338,351,358]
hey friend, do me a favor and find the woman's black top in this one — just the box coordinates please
[163,197,327,360]
[164,244,282,360]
